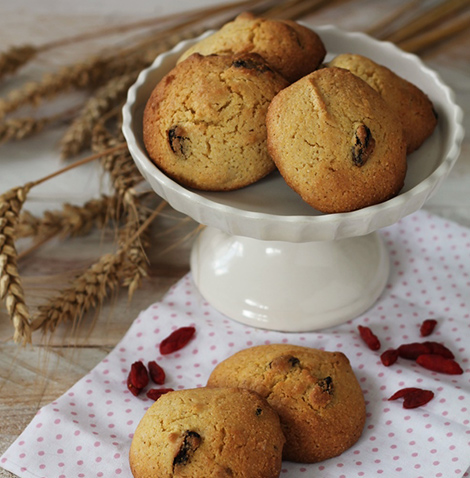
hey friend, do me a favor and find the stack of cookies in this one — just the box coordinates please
[129,344,366,477]
[143,12,437,213]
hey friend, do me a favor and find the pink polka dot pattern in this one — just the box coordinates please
[1,211,469,478]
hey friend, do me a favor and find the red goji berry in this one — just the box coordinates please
[388,387,434,409]
[397,341,454,360]
[380,348,399,366]
[397,342,430,360]
[416,354,463,375]
[393,388,434,408]
[357,325,381,351]
[127,374,141,396]
[160,326,196,355]
[403,389,434,409]
[420,319,437,337]
[148,360,166,385]
[388,387,423,400]
[423,341,454,359]
[146,388,174,401]
[128,361,149,395]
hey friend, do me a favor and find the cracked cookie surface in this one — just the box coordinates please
[178,12,326,83]
[328,53,438,154]
[266,67,407,213]
[143,52,288,191]
[207,344,366,463]
[129,387,285,478]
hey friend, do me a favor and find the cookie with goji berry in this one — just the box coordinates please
[266,66,407,213]
[177,12,326,83]
[328,53,437,154]
[143,51,288,191]
[129,387,285,478]
[207,344,366,463]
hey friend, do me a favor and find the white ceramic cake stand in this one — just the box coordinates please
[122,25,464,332]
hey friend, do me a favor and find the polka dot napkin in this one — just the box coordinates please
[1,210,470,478]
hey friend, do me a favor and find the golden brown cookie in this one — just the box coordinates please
[328,53,437,153]
[178,12,326,83]
[129,387,285,478]
[266,67,407,213]
[143,52,289,191]
[207,344,366,463]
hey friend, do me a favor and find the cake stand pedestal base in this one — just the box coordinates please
[190,226,390,332]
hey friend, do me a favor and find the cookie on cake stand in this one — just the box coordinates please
[122,25,463,332]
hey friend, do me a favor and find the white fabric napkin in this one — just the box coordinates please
[1,210,470,478]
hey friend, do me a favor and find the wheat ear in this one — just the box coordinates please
[0,184,34,344]
[31,202,163,335]
[60,72,139,158]
[0,45,37,80]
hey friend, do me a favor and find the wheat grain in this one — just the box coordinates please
[0,184,33,343]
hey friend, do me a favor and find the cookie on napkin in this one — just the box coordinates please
[129,387,285,478]
[207,344,366,463]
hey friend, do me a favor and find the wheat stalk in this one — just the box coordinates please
[92,122,144,202]
[0,45,37,80]
[0,116,54,144]
[60,72,139,158]
[16,195,119,246]
[0,144,125,341]
[0,50,151,120]
[119,193,166,300]
[30,251,125,334]
[30,201,163,335]
[0,184,34,343]
[383,0,470,44]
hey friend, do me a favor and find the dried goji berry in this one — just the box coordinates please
[397,341,454,360]
[423,341,454,359]
[388,387,434,409]
[397,342,430,360]
[380,348,399,366]
[128,361,149,395]
[148,360,166,385]
[146,388,174,401]
[357,325,381,351]
[160,326,196,355]
[127,374,141,396]
[420,319,437,337]
[416,354,463,375]
[388,387,423,400]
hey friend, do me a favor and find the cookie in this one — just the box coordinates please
[266,66,407,213]
[178,12,326,83]
[143,52,289,191]
[207,344,366,463]
[129,387,285,478]
[328,53,437,153]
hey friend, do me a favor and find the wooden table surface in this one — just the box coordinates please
[1,1,469,476]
